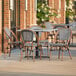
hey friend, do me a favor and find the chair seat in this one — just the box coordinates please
[39,40,48,43]
[24,42,37,47]
[8,41,22,44]
[39,40,49,46]
[69,43,76,47]
[49,43,67,47]
[72,33,76,36]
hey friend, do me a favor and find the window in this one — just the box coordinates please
[34,0,37,11]
[9,0,14,10]
[25,0,28,10]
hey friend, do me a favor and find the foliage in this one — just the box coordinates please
[39,23,46,28]
[37,0,57,24]
[66,0,76,22]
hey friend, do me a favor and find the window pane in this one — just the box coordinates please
[25,0,28,10]
[34,0,37,10]
[10,0,14,10]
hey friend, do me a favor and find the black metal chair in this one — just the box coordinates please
[50,28,72,60]
[20,29,37,61]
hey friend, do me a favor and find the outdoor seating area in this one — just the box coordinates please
[0,0,76,76]
[3,22,76,62]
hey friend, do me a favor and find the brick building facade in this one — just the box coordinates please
[0,0,2,54]
[0,0,66,53]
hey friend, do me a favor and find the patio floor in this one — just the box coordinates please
[0,47,76,76]
[0,37,76,76]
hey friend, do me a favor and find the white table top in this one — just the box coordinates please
[17,28,57,32]
[31,28,57,32]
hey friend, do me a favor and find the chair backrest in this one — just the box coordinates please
[4,27,12,39]
[56,28,72,44]
[44,22,53,29]
[59,28,71,40]
[69,22,76,27]
[53,24,67,29]
[21,29,34,42]
[70,26,76,31]
[4,27,18,41]
[55,28,72,45]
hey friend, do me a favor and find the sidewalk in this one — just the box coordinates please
[0,52,76,76]
[0,38,76,76]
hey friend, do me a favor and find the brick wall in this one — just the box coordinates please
[0,0,66,52]
[2,0,37,52]
[16,0,37,29]
[3,0,10,52]
[0,0,2,54]
[0,34,2,55]
[49,0,65,24]
[60,0,65,23]
[4,0,9,27]
[3,0,65,29]
[0,0,2,34]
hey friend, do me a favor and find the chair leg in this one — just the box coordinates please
[67,47,72,59]
[39,45,42,60]
[20,50,23,61]
[58,47,61,59]
[58,50,60,59]
[32,51,35,62]
[8,45,12,57]
[47,46,49,57]
[41,47,43,55]
[27,48,29,60]
[68,50,72,59]
[40,50,42,60]
[8,49,11,57]
[30,46,32,55]
[31,46,35,62]
[61,50,63,61]
[25,47,26,57]
[72,36,73,44]
[49,47,52,60]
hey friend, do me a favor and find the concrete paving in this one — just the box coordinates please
[0,44,76,76]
